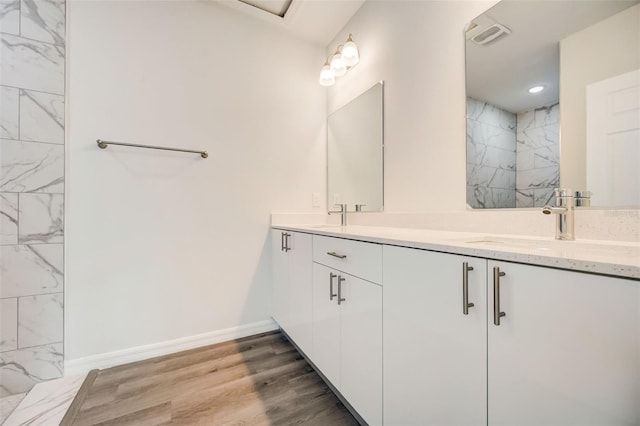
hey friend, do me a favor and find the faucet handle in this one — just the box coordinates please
[554,188,573,197]
[574,190,592,207]
[333,203,347,212]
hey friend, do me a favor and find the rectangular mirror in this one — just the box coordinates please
[465,0,639,209]
[328,82,384,212]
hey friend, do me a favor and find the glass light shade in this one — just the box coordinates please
[341,41,359,67]
[319,64,335,86]
[330,53,347,77]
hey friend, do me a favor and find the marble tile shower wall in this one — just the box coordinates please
[0,0,65,396]
[515,103,560,207]
[466,98,517,208]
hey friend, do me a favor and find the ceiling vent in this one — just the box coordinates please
[471,23,511,45]
[465,15,511,45]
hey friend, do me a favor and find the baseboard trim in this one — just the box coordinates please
[64,319,278,376]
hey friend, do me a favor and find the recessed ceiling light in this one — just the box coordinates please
[528,85,545,94]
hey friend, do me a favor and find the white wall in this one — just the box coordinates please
[66,0,326,360]
[560,4,640,193]
[326,0,498,211]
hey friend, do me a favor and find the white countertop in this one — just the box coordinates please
[272,224,640,280]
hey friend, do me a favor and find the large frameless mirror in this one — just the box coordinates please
[465,0,639,209]
[328,81,384,212]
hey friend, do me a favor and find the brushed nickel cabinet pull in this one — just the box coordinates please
[327,251,347,259]
[493,266,506,326]
[284,233,291,252]
[329,272,338,301]
[337,276,346,305]
[463,262,475,315]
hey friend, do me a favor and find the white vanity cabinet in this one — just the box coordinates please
[383,246,488,426]
[487,261,640,425]
[271,225,639,426]
[312,235,383,426]
[271,229,313,357]
[384,245,639,426]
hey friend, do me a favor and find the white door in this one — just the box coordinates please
[383,246,487,426]
[587,69,640,206]
[340,274,382,426]
[488,261,640,425]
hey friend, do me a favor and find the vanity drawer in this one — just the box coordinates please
[313,235,382,284]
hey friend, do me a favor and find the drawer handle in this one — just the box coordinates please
[283,233,291,252]
[327,251,347,259]
[462,262,475,315]
[337,276,346,305]
[493,266,506,326]
[329,272,338,301]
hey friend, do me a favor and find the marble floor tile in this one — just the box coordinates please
[0,298,18,352]
[0,139,65,192]
[3,374,84,426]
[20,0,66,46]
[18,293,63,348]
[0,343,63,396]
[0,193,19,244]
[17,193,63,244]
[0,392,27,424]
[0,244,63,298]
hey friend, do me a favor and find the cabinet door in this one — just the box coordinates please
[312,262,341,387]
[340,274,382,426]
[286,232,313,356]
[383,246,487,426]
[271,229,289,328]
[488,261,640,425]
[271,230,312,356]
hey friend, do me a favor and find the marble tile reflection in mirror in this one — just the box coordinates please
[328,82,383,212]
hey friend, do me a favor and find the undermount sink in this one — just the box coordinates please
[450,236,640,260]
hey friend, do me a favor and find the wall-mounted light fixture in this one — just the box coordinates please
[319,34,359,87]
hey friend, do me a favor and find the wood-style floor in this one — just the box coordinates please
[62,331,359,425]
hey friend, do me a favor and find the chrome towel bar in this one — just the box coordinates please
[96,139,208,159]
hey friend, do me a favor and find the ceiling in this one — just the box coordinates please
[466,0,638,113]
[220,0,366,47]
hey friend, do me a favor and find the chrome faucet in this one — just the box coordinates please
[328,203,348,226]
[542,189,575,240]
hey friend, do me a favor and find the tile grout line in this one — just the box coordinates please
[0,84,64,98]
[0,136,66,147]
[1,30,66,50]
